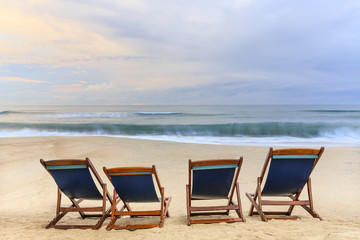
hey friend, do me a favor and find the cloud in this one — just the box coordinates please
[0,1,360,104]
[72,70,88,74]
[0,1,134,68]
[0,76,43,83]
[51,80,91,93]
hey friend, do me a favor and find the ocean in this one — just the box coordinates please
[1,105,360,146]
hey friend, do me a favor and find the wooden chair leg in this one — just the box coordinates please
[46,198,89,229]
[107,189,118,229]
[46,211,68,229]
[287,179,322,220]
[159,188,165,227]
[164,197,171,217]
[235,182,246,222]
[106,216,119,231]
[44,178,111,229]
[248,193,256,216]
[106,197,126,230]
[160,196,172,227]
[287,181,306,216]
[94,184,111,230]
[69,198,86,219]
[102,184,107,216]
[56,188,61,216]
[304,178,323,220]
[186,184,191,226]
[165,202,171,218]
[307,178,314,211]
[249,177,262,216]
[286,192,301,216]
[46,188,71,228]
[188,183,245,224]
[95,205,112,230]
[245,193,267,222]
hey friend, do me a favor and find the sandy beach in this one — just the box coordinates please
[0,136,359,240]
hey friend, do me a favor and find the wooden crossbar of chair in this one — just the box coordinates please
[40,158,113,229]
[246,147,324,222]
[186,158,246,225]
[104,165,172,230]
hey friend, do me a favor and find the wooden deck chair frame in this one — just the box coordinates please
[246,147,325,221]
[186,158,246,225]
[40,158,114,229]
[103,165,172,230]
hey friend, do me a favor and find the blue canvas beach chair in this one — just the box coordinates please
[186,158,246,225]
[40,158,112,229]
[103,165,172,230]
[246,147,325,221]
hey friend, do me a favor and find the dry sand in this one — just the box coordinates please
[0,137,359,239]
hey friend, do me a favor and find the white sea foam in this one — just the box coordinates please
[1,105,359,146]
[118,135,360,147]
[47,112,134,118]
[1,128,359,147]
[137,112,182,115]
[0,129,80,137]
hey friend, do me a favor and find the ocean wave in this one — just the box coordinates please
[48,112,135,118]
[1,122,359,138]
[0,110,22,115]
[0,110,225,118]
[0,110,48,115]
[303,110,360,113]
[1,122,359,146]
[46,112,183,118]
[0,111,18,114]
[136,112,182,115]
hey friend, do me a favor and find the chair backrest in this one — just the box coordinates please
[104,166,160,203]
[40,158,103,200]
[261,147,324,196]
[189,159,242,200]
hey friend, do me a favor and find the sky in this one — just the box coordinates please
[0,0,360,105]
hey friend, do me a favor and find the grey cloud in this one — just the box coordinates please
[3,0,360,104]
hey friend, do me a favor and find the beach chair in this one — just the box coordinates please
[246,147,325,221]
[103,165,172,230]
[186,158,246,225]
[40,158,113,229]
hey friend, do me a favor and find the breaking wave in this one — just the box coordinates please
[1,122,359,139]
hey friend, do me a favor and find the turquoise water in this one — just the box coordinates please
[1,105,360,146]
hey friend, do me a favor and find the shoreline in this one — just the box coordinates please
[1,135,359,147]
[1,136,359,239]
